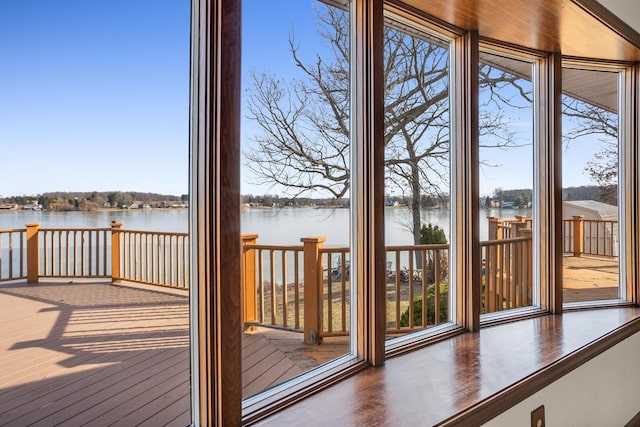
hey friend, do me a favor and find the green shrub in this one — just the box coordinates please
[399,283,448,327]
[419,223,447,244]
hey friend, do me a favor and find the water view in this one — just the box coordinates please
[0,207,531,244]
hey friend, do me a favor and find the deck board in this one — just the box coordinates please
[0,281,192,427]
[0,280,345,425]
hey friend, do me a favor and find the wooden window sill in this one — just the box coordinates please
[253,306,640,426]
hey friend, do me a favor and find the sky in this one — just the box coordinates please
[0,0,607,199]
[0,0,190,197]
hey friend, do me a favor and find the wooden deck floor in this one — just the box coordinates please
[0,280,344,426]
[563,255,619,302]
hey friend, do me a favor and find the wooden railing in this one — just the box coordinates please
[241,234,304,332]
[114,224,189,289]
[3,215,617,343]
[242,235,450,343]
[481,233,532,314]
[385,244,449,333]
[0,228,26,282]
[562,215,617,257]
[39,226,111,278]
[2,222,188,290]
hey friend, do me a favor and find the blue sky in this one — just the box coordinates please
[0,0,190,197]
[0,0,604,199]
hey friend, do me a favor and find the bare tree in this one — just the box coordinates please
[563,96,618,205]
[245,5,530,248]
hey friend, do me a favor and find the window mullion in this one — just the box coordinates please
[537,52,563,313]
[452,30,480,331]
[350,0,386,365]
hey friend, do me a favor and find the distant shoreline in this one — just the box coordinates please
[0,207,188,214]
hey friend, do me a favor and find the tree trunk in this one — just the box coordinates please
[410,163,423,270]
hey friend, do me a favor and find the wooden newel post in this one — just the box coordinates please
[301,236,326,345]
[111,221,123,284]
[25,223,40,283]
[513,216,528,237]
[241,234,259,328]
[519,228,533,306]
[487,216,501,240]
[572,215,584,257]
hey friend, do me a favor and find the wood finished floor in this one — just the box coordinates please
[0,281,341,426]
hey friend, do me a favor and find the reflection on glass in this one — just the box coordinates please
[478,51,534,315]
[561,67,620,303]
[240,0,351,399]
[382,20,452,340]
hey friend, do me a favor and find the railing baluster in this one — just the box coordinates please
[294,249,300,329]
[258,248,264,324]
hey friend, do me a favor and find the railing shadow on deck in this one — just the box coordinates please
[0,280,190,426]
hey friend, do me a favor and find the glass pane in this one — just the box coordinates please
[0,2,191,424]
[241,0,351,398]
[561,67,620,304]
[383,20,452,340]
[478,51,535,315]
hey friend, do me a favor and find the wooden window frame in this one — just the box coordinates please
[560,58,639,311]
[188,0,639,424]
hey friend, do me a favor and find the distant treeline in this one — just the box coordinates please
[243,185,613,209]
[1,191,188,211]
[491,185,612,204]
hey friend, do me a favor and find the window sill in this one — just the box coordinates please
[253,306,640,426]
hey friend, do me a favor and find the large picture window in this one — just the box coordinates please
[382,16,455,342]
[240,0,355,403]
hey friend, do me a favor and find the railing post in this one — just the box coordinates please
[520,229,533,305]
[487,216,501,240]
[572,215,584,257]
[26,223,40,283]
[301,236,326,345]
[513,216,528,237]
[241,234,259,329]
[111,221,123,284]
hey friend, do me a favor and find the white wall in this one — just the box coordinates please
[483,331,640,427]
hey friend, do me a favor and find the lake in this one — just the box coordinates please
[0,207,531,245]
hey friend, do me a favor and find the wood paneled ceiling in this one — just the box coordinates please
[397,0,640,62]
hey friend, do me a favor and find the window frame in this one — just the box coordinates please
[560,58,639,310]
[189,0,639,424]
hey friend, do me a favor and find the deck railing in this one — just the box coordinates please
[39,226,111,278]
[562,215,617,257]
[0,228,26,282]
[481,233,532,313]
[242,235,451,343]
[5,222,188,290]
[3,215,618,343]
[115,225,189,289]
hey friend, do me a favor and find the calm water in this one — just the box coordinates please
[0,207,531,244]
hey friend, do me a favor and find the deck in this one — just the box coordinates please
[0,280,347,426]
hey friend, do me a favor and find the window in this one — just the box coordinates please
[561,63,626,306]
[239,0,356,403]
[478,48,537,317]
[190,0,640,423]
[382,14,455,341]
